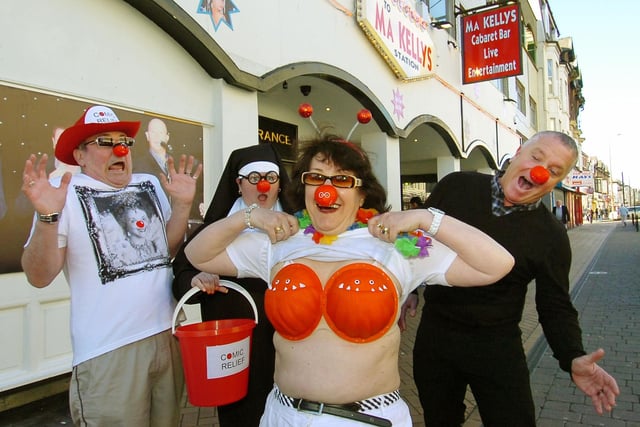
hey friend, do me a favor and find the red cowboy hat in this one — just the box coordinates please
[55,105,140,165]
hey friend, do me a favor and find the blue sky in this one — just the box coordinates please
[550,1,640,187]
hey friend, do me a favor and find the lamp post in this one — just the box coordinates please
[610,133,622,220]
[622,171,626,206]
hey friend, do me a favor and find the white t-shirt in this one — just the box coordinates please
[226,227,456,304]
[26,173,174,366]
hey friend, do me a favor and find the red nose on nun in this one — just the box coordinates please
[315,184,338,207]
[113,144,129,157]
[256,179,271,193]
[529,165,550,185]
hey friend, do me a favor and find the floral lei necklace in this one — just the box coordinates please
[294,208,432,258]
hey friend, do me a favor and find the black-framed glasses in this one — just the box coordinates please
[301,172,362,188]
[239,171,280,185]
[84,136,135,147]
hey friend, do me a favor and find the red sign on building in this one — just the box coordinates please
[462,4,522,84]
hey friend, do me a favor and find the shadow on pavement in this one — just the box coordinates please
[0,392,71,427]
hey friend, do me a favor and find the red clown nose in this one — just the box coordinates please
[256,180,271,193]
[530,165,550,185]
[113,144,129,157]
[314,184,338,207]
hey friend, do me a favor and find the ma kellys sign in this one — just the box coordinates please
[357,0,437,81]
[462,4,522,84]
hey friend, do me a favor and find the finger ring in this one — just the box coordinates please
[28,181,35,187]
[381,227,389,235]
[275,226,283,233]
[377,223,385,230]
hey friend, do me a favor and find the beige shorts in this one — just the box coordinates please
[69,330,184,427]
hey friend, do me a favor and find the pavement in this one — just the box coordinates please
[2,220,638,427]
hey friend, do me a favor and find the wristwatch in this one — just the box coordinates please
[427,207,444,236]
[38,212,60,223]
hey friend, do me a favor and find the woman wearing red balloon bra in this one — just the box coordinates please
[185,135,514,427]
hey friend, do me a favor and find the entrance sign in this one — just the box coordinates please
[258,116,297,162]
[357,0,437,81]
[462,4,522,84]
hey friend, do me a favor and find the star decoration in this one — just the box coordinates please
[391,88,405,120]
[198,0,240,31]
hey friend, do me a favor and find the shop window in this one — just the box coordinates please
[492,77,510,99]
[547,59,555,95]
[524,25,536,62]
[515,80,526,115]
[401,175,437,210]
[0,84,205,274]
[427,0,447,20]
[424,0,454,31]
[529,97,537,128]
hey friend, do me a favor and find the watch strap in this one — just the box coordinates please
[38,212,60,223]
[427,208,444,236]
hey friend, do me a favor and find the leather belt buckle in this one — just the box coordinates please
[296,399,324,415]
[292,397,391,427]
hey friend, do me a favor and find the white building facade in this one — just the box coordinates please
[0,0,582,398]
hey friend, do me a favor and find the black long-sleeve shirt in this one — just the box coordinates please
[422,171,586,372]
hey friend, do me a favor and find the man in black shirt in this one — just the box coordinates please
[405,131,619,426]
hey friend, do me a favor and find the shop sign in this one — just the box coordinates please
[568,171,594,188]
[258,116,297,162]
[356,0,436,81]
[462,3,522,84]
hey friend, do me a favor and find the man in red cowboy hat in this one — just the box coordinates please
[20,105,202,426]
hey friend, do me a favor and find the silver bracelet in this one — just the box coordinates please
[244,203,258,229]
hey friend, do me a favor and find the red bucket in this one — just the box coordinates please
[172,281,258,407]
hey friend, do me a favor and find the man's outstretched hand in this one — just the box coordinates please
[572,348,620,414]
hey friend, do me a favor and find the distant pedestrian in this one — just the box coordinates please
[619,205,629,226]
[409,196,424,209]
[552,199,570,227]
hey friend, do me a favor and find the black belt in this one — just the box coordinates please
[292,398,392,427]
[275,387,396,427]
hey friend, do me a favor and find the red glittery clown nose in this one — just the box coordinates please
[530,165,550,185]
[113,144,129,157]
[256,179,271,193]
[315,184,338,207]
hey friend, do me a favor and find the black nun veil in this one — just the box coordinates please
[202,143,292,223]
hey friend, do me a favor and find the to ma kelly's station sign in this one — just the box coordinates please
[462,3,522,84]
[357,0,437,81]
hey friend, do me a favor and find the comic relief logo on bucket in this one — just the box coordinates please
[206,336,251,379]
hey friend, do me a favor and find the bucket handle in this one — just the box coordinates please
[172,280,259,335]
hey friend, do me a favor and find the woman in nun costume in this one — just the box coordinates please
[172,143,292,426]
